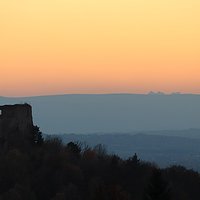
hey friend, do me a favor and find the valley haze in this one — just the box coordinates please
[0,93,200,135]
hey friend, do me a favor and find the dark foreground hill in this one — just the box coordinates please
[1,135,200,200]
[1,104,200,199]
[49,133,200,171]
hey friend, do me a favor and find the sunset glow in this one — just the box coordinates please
[0,0,200,96]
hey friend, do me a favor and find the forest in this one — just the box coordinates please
[0,126,200,200]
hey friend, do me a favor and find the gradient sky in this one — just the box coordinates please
[0,0,200,97]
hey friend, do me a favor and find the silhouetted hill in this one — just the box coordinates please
[46,133,200,171]
[1,93,200,134]
[1,132,200,199]
[1,104,200,199]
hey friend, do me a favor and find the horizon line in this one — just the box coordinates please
[1,92,200,98]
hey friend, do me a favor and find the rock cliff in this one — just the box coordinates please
[0,104,34,148]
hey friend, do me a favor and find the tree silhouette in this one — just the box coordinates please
[66,142,81,155]
[32,126,44,145]
[143,169,171,200]
[127,153,140,166]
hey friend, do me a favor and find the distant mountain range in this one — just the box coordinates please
[0,93,200,135]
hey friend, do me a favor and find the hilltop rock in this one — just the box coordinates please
[0,104,38,150]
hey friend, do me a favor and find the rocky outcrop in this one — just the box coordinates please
[0,104,34,148]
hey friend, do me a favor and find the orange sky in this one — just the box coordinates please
[0,0,200,97]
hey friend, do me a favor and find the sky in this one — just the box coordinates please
[0,0,200,97]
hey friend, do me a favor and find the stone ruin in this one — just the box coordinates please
[0,104,35,148]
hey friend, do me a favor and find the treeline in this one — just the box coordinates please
[0,133,200,200]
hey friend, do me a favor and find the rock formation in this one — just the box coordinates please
[0,104,35,149]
